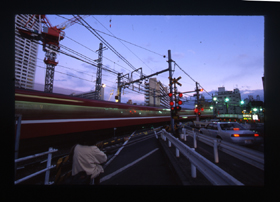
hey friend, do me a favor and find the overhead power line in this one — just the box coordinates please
[74,15,138,73]
[56,15,165,58]
[91,16,153,73]
[174,61,212,97]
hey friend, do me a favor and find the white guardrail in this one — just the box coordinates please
[14,147,58,185]
[160,129,244,185]
[184,128,264,171]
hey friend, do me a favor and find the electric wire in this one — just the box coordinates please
[174,61,212,98]
[91,16,153,73]
[56,15,165,58]
[63,35,132,73]
[75,15,137,72]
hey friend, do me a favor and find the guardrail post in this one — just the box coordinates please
[168,140,171,147]
[213,139,219,163]
[176,148,180,157]
[44,147,53,185]
[191,148,197,178]
[193,130,197,148]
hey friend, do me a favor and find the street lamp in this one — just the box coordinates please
[225,97,229,114]
[213,97,217,101]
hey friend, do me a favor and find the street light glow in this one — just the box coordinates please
[225,98,229,102]
[213,97,217,101]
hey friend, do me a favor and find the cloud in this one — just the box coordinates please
[144,56,159,64]
[187,49,196,54]
[173,52,185,59]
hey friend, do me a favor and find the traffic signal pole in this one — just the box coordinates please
[196,82,199,121]
[168,50,175,134]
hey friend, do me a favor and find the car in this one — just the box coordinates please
[199,122,263,146]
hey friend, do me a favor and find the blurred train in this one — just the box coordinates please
[15,88,214,139]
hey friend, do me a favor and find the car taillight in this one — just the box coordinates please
[233,128,240,131]
[254,134,259,137]
[231,134,240,137]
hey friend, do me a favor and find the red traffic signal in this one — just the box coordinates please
[171,107,175,110]
[178,93,183,98]
[170,101,174,106]
[201,107,204,111]
[198,112,201,116]
[168,93,172,97]
[178,100,182,105]
[194,108,199,113]
[176,106,181,111]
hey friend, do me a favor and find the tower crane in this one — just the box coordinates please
[108,89,114,101]
[17,15,89,93]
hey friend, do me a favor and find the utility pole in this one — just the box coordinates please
[196,82,199,121]
[95,43,106,100]
[117,73,122,103]
[168,50,174,134]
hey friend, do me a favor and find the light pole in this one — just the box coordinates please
[225,97,229,114]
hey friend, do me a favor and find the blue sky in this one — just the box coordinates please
[34,15,264,106]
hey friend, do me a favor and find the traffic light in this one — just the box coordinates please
[178,100,183,105]
[198,112,201,116]
[178,92,183,98]
[170,101,174,106]
[199,89,203,92]
[176,106,181,111]
[168,93,172,97]
[194,108,199,114]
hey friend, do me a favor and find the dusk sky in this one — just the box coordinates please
[34,15,264,107]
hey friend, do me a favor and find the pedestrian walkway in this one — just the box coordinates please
[99,132,178,185]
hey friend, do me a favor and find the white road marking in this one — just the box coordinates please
[100,148,159,183]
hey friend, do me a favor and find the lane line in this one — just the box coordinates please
[100,148,159,183]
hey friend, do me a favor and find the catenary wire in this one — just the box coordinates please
[56,15,165,58]
[91,16,154,73]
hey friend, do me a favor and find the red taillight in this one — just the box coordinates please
[232,134,240,137]
[233,128,240,131]
[254,134,259,137]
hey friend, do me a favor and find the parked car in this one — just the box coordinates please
[199,122,263,146]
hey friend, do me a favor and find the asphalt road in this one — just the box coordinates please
[99,131,178,185]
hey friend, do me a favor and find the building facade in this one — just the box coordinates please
[214,87,242,114]
[144,78,169,108]
[15,14,39,90]
[73,87,104,100]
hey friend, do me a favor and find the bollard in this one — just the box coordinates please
[168,140,171,147]
[213,139,219,163]
[193,130,197,148]
[191,148,197,178]
[176,148,180,157]
[44,147,53,185]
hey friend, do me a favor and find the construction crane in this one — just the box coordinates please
[17,15,88,93]
[108,89,114,101]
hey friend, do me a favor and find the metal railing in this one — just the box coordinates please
[183,128,264,170]
[14,147,58,185]
[160,129,244,185]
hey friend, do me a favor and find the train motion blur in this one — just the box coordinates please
[15,88,214,139]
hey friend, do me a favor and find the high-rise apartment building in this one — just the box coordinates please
[15,14,39,90]
[144,78,169,108]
